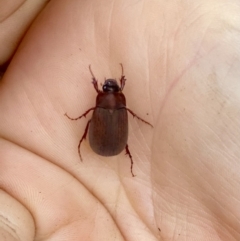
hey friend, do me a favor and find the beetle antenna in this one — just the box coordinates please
[120,63,124,75]
[89,65,96,79]
[89,65,100,93]
[119,63,126,90]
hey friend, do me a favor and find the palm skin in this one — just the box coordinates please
[0,1,240,240]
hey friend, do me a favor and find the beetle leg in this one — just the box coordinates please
[89,65,100,93]
[125,144,135,177]
[126,108,153,127]
[119,63,126,91]
[65,107,95,120]
[78,120,91,161]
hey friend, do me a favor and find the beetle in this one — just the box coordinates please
[65,64,152,177]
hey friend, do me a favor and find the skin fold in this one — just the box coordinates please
[0,0,240,240]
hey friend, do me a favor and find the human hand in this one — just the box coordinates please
[0,1,239,240]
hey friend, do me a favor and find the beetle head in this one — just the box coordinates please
[102,79,120,92]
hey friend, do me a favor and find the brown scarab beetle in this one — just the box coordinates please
[65,64,152,176]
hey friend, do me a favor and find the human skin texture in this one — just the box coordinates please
[0,0,240,240]
[0,0,49,66]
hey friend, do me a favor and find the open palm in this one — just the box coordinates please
[0,1,240,240]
